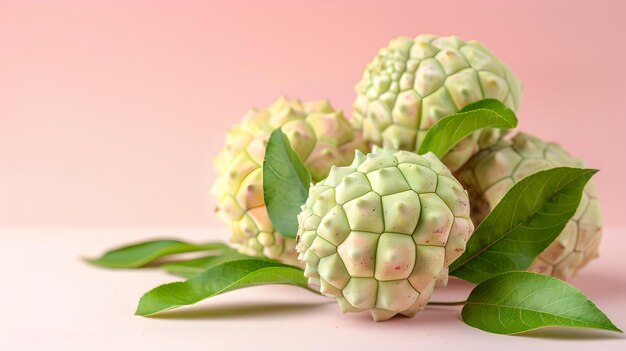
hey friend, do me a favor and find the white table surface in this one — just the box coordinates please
[1,227,625,350]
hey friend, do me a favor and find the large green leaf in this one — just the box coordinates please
[418,99,517,157]
[136,258,314,316]
[85,239,228,268]
[462,272,622,334]
[263,128,312,238]
[450,167,597,284]
[161,249,250,278]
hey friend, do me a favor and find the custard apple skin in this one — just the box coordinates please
[352,34,523,171]
[295,148,474,321]
[211,97,366,266]
[455,133,602,281]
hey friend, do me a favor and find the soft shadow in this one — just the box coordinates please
[148,301,332,320]
[516,327,624,340]
[410,307,463,325]
[343,304,463,326]
[444,277,475,290]
[429,277,474,301]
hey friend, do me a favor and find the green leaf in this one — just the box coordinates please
[136,258,313,316]
[85,239,229,268]
[450,167,597,284]
[161,249,250,278]
[418,99,517,157]
[263,128,312,238]
[462,271,622,334]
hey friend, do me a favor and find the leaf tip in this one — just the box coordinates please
[134,296,153,317]
[82,256,107,267]
[134,308,151,317]
[607,323,623,333]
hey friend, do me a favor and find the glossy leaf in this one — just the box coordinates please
[161,249,250,278]
[136,258,314,316]
[418,99,517,157]
[450,167,597,284]
[462,271,622,334]
[263,128,311,238]
[86,239,228,268]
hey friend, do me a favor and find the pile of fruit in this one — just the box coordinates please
[89,34,618,335]
[210,34,601,320]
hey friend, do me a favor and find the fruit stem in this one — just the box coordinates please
[427,300,467,306]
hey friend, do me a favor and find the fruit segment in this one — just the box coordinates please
[455,132,602,280]
[296,148,474,321]
[352,34,523,171]
[211,97,366,265]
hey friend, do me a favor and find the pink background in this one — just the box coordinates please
[2,3,626,348]
[2,0,625,230]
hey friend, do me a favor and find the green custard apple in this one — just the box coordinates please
[455,132,602,280]
[211,97,366,266]
[352,34,523,171]
[296,147,474,321]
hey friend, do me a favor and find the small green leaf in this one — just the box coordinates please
[136,258,313,316]
[263,128,312,238]
[161,249,250,278]
[85,239,228,268]
[462,271,622,334]
[418,99,517,157]
[450,167,597,284]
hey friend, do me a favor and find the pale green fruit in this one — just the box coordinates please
[456,133,602,281]
[296,147,474,321]
[352,34,523,171]
[211,97,366,266]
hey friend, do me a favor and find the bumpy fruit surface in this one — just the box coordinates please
[211,97,365,265]
[352,34,523,171]
[456,133,602,280]
[296,148,474,321]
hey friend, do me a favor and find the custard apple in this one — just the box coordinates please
[211,97,366,266]
[352,34,523,171]
[295,147,474,321]
[455,133,602,280]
